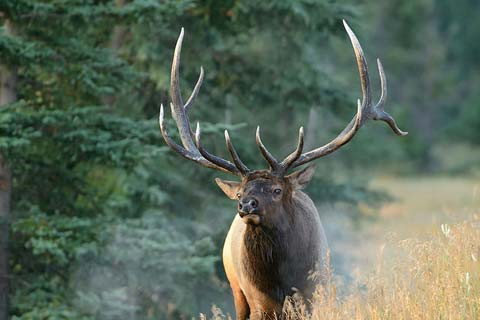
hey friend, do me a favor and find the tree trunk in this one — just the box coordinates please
[0,18,17,320]
[0,158,11,320]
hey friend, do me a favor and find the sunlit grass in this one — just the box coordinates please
[281,219,480,319]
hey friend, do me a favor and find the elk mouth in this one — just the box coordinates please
[238,211,261,225]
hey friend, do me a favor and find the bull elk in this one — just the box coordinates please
[158,20,407,319]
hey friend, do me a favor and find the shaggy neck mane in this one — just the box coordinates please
[243,221,293,302]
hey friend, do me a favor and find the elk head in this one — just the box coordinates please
[159,20,407,225]
[214,165,317,228]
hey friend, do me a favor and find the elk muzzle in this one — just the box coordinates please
[238,197,261,225]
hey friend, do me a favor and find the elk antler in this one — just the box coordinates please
[256,20,407,175]
[159,28,248,176]
[160,22,407,178]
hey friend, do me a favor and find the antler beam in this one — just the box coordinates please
[159,28,247,176]
[279,20,407,171]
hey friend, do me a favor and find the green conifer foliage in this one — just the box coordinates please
[0,1,405,318]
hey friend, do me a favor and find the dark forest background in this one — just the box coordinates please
[1,0,479,319]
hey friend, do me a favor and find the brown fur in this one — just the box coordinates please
[219,167,328,319]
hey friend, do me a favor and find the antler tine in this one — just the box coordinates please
[225,130,250,175]
[194,123,241,175]
[376,59,387,109]
[184,66,204,112]
[343,20,371,110]
[169,27,196,151]
[170,28,185,109]
[159,28,246,176]
[256,126,280,171]
[373,59,408,136]
[279,126,304,172]
[285,20,407,170]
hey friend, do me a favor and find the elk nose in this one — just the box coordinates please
[238,197,258,215]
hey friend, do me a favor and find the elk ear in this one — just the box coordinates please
[286,165,316,189]
[215,178,241,200]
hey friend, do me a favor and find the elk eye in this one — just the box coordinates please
[236,192,241,199]
[273,188,282,195]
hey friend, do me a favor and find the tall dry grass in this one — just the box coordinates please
[283,219,480,320]
[204,218,480,320]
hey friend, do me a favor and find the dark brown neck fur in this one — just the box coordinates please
[243,224,292,302]
[242,201,316,303]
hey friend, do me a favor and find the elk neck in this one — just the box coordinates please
[241,197,302,301]
[242,220,292,302]
[241,192,320,302]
